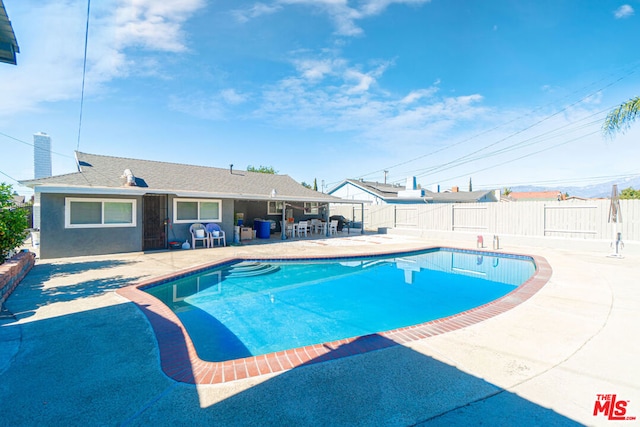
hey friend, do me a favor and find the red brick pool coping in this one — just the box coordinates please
[116,248,552,385]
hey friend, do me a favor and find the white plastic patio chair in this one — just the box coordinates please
[205,223,226,247]
[329,220,338,235]
[297,221,308,237]
[189,223,209,249]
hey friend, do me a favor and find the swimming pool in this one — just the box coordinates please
[117,247,551,383]
[139,248,537,364]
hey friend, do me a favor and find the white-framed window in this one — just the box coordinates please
[304,202,319,215]
[65,198,136,228]
[173,198,221,223]
[267,201,284,215]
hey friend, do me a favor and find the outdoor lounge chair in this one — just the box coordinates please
[189,223,209,249]
[205,223,226,247]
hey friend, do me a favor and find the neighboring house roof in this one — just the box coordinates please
[329,179,405,200]
[11,194,25,205]
[20,152,345,203]
[508,191,564,201]
[0,0,20,65]
[329,179,497,203]
[424,190,497,203]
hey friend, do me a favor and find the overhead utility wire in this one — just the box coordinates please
[478,171,640,189]
[0,169,20,183]
[406,76,631,183]
[75,0,91,156]
[341,65,639,187]
[412,113,607,179]
[0,130,76,160]
[391,112,603,182]
[423,129,601,188]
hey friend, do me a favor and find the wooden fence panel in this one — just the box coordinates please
[543,202,599,239]
[452,205,488,231]
[331,199,640,242]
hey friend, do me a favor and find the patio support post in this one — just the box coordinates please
[360,202,365,234]
[281,203,287,240]
[326,203,331,237]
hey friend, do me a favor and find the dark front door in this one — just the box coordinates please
[143,194,168,251]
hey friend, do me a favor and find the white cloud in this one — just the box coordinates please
[234,0,431,36]
[0,0,205,117]
[344,69,375,93]
[614,4,634,19]
[293,58,344,80]
[251,52,487,148]
[231,2,282,23]
[220,89,248,105]
[168,87,249,119]
[400,87,439,104]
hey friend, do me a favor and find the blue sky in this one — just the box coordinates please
[2,0,640,196]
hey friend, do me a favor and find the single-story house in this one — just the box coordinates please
[20,152,359,259]
[328,178,498,204]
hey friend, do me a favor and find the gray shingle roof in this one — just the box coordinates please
[20,152,342,202]
[424,190,496,203]
[342,179,405,198]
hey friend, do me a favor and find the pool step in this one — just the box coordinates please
[224,262,280,278]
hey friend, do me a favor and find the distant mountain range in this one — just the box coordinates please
[510,175,640,198]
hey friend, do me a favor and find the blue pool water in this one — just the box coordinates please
[144,249,536,362]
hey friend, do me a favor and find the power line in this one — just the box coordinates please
[411,112,607,180]
[328,64,639,188]
[75,0,91,154]
[477,171,640,189]
[0,168,20,183]
[0,130,75,160]
[422,129,601,188]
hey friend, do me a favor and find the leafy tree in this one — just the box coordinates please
[603,96,640,137]
[468,177,473,192]
[313,178,318,191]
[620,187,640,199]
[503,187,512,196]
[300,182,312,189]
[0,183,29,263]
[247,165,278,174]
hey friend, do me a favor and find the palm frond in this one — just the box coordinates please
[603,96,640,138]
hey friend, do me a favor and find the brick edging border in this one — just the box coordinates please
[116,248,552,384]
[0,251,36,308]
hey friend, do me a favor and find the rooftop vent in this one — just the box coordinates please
[122,169,136,186]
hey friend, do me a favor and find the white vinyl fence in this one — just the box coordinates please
[331,199,640,243]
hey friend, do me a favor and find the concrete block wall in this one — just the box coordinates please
[0,251,36,308]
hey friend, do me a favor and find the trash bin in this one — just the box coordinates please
[255,220,271,239]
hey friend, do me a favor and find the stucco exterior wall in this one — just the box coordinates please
[39,193,143,259]
[166,196,235,244]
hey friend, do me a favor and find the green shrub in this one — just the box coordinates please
[0,183,29,264]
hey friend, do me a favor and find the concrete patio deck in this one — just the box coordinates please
[0,233,638,426]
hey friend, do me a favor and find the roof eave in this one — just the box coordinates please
[31,184,352,203]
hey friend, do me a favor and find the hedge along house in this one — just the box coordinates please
[20,152,351,259]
